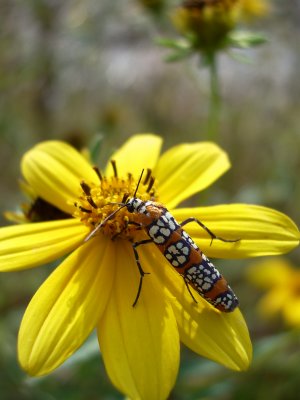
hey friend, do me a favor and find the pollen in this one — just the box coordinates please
[73,162,157,240]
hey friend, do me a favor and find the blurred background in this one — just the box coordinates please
[0,0,299,399]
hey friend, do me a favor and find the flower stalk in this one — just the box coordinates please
[207,51,221,139]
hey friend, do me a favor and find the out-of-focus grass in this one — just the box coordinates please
[0,1,299,399]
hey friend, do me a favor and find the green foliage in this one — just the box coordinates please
[156,37,193,61]
[227,30,268,49]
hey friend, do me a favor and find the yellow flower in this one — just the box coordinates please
[171,0,269,51]
[247,258,300,328]
[0,134,299,399]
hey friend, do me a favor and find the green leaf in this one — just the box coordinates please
[227,30,268,49]
[156,37,193,62]
[156,37,191,51]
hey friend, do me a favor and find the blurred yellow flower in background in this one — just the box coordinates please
[247,258,300,328]
[172,0,238,51]
[171,0,269,52]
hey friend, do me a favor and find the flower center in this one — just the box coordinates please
[73,161,157,240]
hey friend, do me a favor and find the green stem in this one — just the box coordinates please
[207,52,221,140]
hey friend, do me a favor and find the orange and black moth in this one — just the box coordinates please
[87,194,239,313]
[125,198,238,312]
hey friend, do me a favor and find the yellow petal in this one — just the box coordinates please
[105,134,163,178]
[98,241,179,400]
[18,236,115,376]
[172,204,299,258]
[141,246,252,371]
[176,300,252,371]
[154,142,230,208]
[22,141,98,214]
[0,219,89,271]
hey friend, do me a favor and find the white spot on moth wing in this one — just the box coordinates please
[182,246,189,255]
[168,245,177,253]
[165,212,179,230]
[157,219,165,227]
[153,236,165,244]
[167,220,176,231]
[202,282,212,291]
[149,225,159,237]
[160,215,168,223]
[160,228,171,237]
[177,256,187,264]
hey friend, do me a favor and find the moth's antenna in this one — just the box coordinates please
[133,169,144,198]
[84,204,127,242]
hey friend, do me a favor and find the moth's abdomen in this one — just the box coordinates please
[184,253,239,312]
[143,203,239,312]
